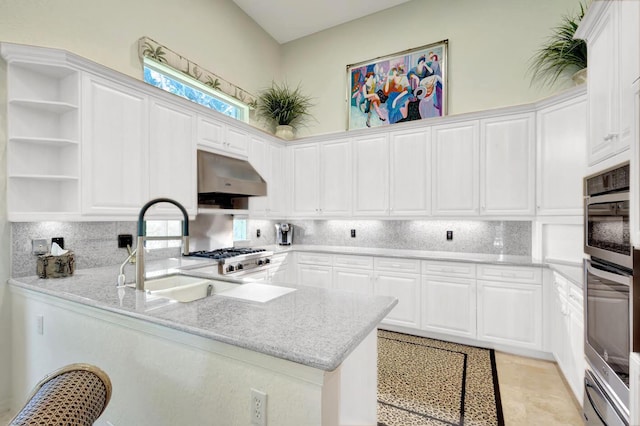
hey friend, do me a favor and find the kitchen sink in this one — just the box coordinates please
[130,275,240,303]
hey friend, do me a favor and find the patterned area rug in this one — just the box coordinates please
[378,330,505,426]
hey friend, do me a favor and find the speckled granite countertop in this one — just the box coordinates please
[266,244,544,266]
[8,258,397,371]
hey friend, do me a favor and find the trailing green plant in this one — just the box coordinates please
[142,42,167,63]
[528,2,588,87]
[256,81,314,129]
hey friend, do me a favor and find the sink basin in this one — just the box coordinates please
[133,275,240,303]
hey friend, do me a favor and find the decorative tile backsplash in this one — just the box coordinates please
[11,218,531,277]
[248,220,531,255]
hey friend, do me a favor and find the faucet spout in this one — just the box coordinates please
[135,198,191,291]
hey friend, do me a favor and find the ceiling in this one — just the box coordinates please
[232,0,412,44]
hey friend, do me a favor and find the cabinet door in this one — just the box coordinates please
[389,128,430,216]
[149,99,197,215]
[480,113,535,215]
[567,298,585,401]
[432,121,479,215]
[269,267,290,284]
[224,125,249,158]
[536,95,587,215]
[422,276,476,339]
[197,116,225,152]
[353,135,389,216]
[374,271,420,328]
[267,142,286,216]
[320,139,352,216]
[587,3,620,165]
[82,75,148,215]
[333,268,373,295]
[291,144,320,216]
[297,264,332,289]
[248,136,269,215]
[477,280,542,350]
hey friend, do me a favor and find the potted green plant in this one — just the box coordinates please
[256,81,314,140]
[528,2,588,87]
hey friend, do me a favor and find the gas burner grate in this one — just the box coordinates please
[186,248,267,260]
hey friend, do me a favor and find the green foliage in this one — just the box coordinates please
[528,2,588,87]
[256,81,314,129]
[142,42,167,64]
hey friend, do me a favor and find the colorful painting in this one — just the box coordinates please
[347,40,447,130]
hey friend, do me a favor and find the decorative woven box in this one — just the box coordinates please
[37,251,75,278]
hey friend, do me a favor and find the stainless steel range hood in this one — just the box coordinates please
[197,150,266,209]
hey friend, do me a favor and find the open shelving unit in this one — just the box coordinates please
[6,61,81,220]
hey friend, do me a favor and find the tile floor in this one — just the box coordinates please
[495,352,583,425]
[0,353,584,425]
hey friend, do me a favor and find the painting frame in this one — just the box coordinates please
[346,40,448,130]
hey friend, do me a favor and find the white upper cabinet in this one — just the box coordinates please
[536,91,587,215]
[319,139,352,216]
[480,113,535,216]
[576,1,639,165]
[148,98,197,216]
[290,140,351,217]
[432,120,480,216]
[389,128,431,216]
[268,142,286,217]
[197,116,248,159]
[81,74,149,216]
[248,136,269,215]
[291,144,320,216]
[353,134,389,216]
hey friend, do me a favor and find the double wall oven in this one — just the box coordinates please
[583,162,639,425]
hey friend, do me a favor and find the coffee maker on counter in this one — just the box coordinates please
[275,223,293,245]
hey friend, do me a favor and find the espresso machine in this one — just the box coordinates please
[275,223,293,245]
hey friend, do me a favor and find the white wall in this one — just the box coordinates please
[281,0,582,136]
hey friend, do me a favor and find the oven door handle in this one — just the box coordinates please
[587,192,630,204]
[584,381,610,425]
[586,262,632,286]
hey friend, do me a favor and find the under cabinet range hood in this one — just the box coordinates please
[197,150,266,209]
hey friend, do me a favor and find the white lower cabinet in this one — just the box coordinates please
[333,268,374,295]
[421,276,476,339]
[297,264,333,289]
[476,279,543,350]
[374,271,421,329]
[552,272,584,402]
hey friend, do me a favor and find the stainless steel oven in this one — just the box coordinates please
[583,162,639,425]
[584,257,633,423]
[584,162,631,269]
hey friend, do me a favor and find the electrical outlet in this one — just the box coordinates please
[257,229,261,238]
[351,229,356,238]
[250,388,267,426]
[32,239,48,255]
[446,230,453,240]
[51,237,64,249]
[37,315,44,335]
[118,234,133,249]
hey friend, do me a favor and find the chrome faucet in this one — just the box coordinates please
[135,198,190,291]
[116,245,137,287]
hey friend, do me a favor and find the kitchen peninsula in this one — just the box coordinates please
[9,258,396,426]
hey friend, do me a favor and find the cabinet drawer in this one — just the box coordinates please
[269,253,289,267]
[297,252,332,266]
[477,264,542,284]
[374,257,420,273]
[421,260,476,279]
[333,254,373,269]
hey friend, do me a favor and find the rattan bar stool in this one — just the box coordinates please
[10,363,112,426]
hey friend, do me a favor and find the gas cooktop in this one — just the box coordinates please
[185,248,273,275]
[186,247,268,260]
